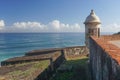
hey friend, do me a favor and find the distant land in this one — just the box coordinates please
[113,32,120,35]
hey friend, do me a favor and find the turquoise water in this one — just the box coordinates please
[0,33,85,62]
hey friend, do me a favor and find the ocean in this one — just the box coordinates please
[0,33,85,62]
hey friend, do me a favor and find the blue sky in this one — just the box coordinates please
[0,0,120,32]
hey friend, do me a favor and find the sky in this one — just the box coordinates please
[0,0,120,33]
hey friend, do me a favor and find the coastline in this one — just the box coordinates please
[0,33,85,63]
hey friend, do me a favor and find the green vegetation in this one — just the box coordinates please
[52,72,73,80]
[50,56,89,80]
[65,56,88,67]
[0,55,89,80]
[66,56,87,60]
[33,60,49,69]
[3,60,50,80]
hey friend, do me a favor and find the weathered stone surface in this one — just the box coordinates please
[0,46,88,80]
[1,51,61,66]
[89,35,120,80]
[1,46,87,66]
[64,46,87,55]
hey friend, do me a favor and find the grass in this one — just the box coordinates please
[64,56,88,67]
[52,72,74,80]
[2,60,50,80]
[66,55,88,61]
[0,55,89,80]
[50,56,89,80]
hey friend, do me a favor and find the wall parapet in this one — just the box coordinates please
[1,46,88,66]
[0,46,88,80]
[89,35,120,80]
[91,35,120,64]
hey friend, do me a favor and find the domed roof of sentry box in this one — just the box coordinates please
[84,10,101,24]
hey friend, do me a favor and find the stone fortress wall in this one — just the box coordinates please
[1,46,87,66]
[84,10,120,80]
[2,10,120,80]
[89,35,120,80]
[1,46,88,80]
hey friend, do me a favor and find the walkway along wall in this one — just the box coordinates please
[89,36,120,80]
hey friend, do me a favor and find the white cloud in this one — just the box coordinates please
[0,20,81,33]
[6,21,47,32]
[1,19,120,33]
[101,23,120,32]
[49,20,60,29]
[47,20,81,32]
[0,20,5,30]
[13,22,42,28]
